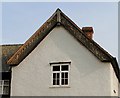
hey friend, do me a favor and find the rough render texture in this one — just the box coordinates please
[11,26,118,96]
[110,64,119,96]
[118,83,120,97]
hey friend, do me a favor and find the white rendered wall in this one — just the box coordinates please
[110,64,118,96]
[118,83,120,97]
[11,26,117,96]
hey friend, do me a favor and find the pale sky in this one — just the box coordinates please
[1,2,118,63]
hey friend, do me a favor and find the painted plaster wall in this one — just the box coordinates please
[118,83,120,97]
[11,26,117,96]
[110,64,118,96]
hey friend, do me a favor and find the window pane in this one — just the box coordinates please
[61,72,64,78]
[0,80,2,85]
[53,66,60,71]
[57,79,59,85]
[53,73,56,79]
[0,86,2,94]
[4,80,9,86]
[3,86,9,94]
[61,79,64,85]
[61,65,68,71]
[65,72,68,78]
[53,80,56,85]
[65,79,68,85]
[57,73,59,78]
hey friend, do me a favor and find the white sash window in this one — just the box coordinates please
[50,62,70,87]
[0,80,9,95]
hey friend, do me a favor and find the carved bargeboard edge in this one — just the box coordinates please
[61,15,111,62]
[7,15,57,65]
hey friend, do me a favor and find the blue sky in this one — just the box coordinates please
[2,2,118,61]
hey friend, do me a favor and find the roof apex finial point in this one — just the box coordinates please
[56,8,61,12]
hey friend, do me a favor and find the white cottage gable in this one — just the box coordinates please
[7,9,120,96]
[10,26,116,96]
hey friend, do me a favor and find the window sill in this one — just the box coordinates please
[49,86,70,88]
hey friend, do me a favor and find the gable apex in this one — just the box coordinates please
[56,8,61,12]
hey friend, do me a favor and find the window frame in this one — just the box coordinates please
[0,80,9,95]
[51,63,70,87]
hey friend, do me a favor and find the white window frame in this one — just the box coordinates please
[0,80,9,95]
[51,63,70,87]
